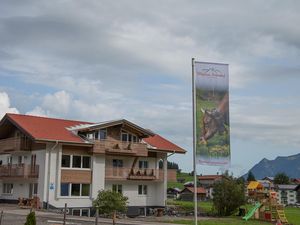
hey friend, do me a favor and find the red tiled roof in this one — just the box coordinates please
[198,175,223,181]
[184,187,206,194]
[143,134,186,154]
[2,114,186,154]
[6,113,92,143]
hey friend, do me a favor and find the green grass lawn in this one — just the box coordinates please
[167,199,212,213]
[168,172,194,189]
[166,200,300,225]
[163,218,272,225]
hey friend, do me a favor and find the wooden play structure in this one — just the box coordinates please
[243,181,290,224]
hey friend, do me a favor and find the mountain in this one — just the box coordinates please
[243,153,300,179]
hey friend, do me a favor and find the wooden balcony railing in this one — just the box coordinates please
[105,167,164,181]
[0,137,31,153]
[92,140,148,156]
[0,164,39,179]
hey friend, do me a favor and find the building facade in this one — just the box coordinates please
[276,184,298,206]
[0,114,185,216]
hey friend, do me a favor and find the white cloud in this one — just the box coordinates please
[0,92,19,118]
[230,96,300,147]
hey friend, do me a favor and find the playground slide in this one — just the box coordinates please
[242,203,262,221]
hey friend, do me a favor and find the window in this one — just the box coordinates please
[94,131,99,140]
[82,156,91,169]
[72,209,81,216]
[7,156,12,165]
[99,129,107,140]
[81,184,90,196]
[71,184,80,196]
[121,131,138,142]
[87,133,94,140]
[121,133,127,142]
[72,209,90,217]
[3,183,13,194]
[132,135,137,142]
[29,183,38,198]
[139,161,148,169]
[61,183,90,197]
[61,183,69,196]
[112,184,122,194]
[81,209,89,217]
[61,155,91,169]
[113,159,123,167]
[61,155,71,167]
[138,185,147,195]
[18,156,23,165]
[72,156,81,168]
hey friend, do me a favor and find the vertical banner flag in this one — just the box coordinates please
[194,61,230,165]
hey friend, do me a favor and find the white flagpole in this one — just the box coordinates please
[192,58,198,225]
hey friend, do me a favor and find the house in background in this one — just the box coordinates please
[179,187,206,201]
[275,184,298,206]
[262,177,274,183]
[291,178,300,184]
[167,187,181,199]
[198,175,223,199]
[295,184,300,203]
[257,180,275,191]
[0,113,185,217]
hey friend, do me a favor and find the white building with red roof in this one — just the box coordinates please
[0,113,185,217]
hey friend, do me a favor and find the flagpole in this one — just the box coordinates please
[192,58,198,225]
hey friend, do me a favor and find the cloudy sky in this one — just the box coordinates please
[1,0,300,176]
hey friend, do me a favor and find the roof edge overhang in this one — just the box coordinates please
[147,148,186,154]
[69,119,155,137]
[1,114,36,140]
[34,138,93,146]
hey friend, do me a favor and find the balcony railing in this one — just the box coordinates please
[0,137,31,153]
[92,140,148,156]
[105,167,164,181]
[0,164,39,179]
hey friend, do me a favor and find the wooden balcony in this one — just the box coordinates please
[0,137,32,154]
[105,167,164,181]
[92,140,148,156]
[0,164,39,179]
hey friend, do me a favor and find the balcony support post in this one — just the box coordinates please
[163,154,167,207]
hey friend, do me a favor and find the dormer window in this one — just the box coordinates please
[99,129,107,140]
[87,133,94,140]
[121,131,138,142]
[87,129,107,140]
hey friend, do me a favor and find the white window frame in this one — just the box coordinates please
[61,155,91,170]
[7,156,12,165]
[72,208,90,217]
[139,160,148,169]
[3,183,13,194]
[112,184,123,194]
[120,130,138,143]
[29,183,38,197]
[60,183,90,198]
[98,129,107,140]
[138,185,148,195]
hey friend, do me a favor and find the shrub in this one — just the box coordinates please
[24,211,36,225]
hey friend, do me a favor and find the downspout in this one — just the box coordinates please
[46,141,59,210]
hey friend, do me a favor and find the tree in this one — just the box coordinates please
[274,172,290,184]
[93,190,128,225]
[247,171,256,182]
[24,211,36,225]
[212,173,245,216]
